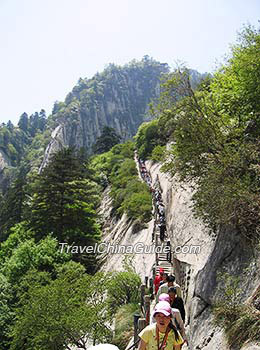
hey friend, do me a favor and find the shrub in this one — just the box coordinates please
[107,271,141,314]
[121,192,152,222]
[213,273,260,348]
[112,303,140,350]
[135,119,164,159]
[151,145,166,162]
[92,141,152,222]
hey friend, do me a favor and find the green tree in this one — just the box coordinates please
[18,113,29,133]
[0,177,27,242]
[10,265,113,350]
[93,126,121,154]
[134,119,161,159]
[2,235,70,284]
[29,148,101,270]
[0,273,14,350]
[157,25,260,239]
[107,270,141,314]
[6,120,14,131]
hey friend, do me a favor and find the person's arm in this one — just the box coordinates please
[138,338,147,350]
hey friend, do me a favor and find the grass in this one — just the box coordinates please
[214,278,260,349]
[112,303,140,350]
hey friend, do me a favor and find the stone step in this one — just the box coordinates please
[158,253,168,258]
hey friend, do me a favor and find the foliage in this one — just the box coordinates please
[7,264,141,350]
[157,25,260,240]
[0,222,34,266]
[0,176,27,241]
[28,148,101,270]
[91,141,152,222]
[108,149,152,221]
[134,119,163,159]
[93,126,121,154]
[213,273,260,348]
[9,265,113,350]
[106,270,141,314]
[112,303,139,350]
[0,123,29,166]
[0,273,14,350]
[151,145,166,162]
[120,191,152,222]
[0,110,47,169]
[1,235,70,284]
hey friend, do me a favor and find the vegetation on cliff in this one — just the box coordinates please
[91,140,152,223]
[0,110,47,167]
[136,25,260,242]
[0,144,141,349]
[0,24,259,349]
[214,274,260,348]
[0,56,168,196]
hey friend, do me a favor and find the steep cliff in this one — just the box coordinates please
[100,159,260,349]
[146,160,260,350]
[0,149,11,190]
[39,57,169,168]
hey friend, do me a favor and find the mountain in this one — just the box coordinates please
[0,57,207,190]
[39,57,169,168]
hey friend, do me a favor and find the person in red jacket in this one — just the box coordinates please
[153,267,164,294]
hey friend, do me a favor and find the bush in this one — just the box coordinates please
[92,141,152,222]
[151,145,166,162]
[135,119,164,159]
[10,267,113,350]
[121,192,152,222]
[213,273,260,348]
[107,271,141,314]
[112,303,140,350]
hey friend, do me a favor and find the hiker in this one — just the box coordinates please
[159,222,166,241]
[151,295,188,346]
[159,273,168,286]
[138,302,183,350]
[168,287,186,323]
[158,203,165,217]
[153,267,164,294]
[159,215,166,225]
[156,275,182,302]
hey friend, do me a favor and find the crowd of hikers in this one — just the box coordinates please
[136,154,188,349]
[138,272,188,350]
[137,156,167,241]
[138,269,188,349]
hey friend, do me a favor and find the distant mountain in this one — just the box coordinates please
[0,57,207,190]
[40,56,169,168]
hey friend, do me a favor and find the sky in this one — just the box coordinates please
[0,0,259,125]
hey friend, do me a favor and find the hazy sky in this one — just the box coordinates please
[0,0,259,125]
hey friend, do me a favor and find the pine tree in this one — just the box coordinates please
[18,112,29,133]
[29,148,101,268]
[0,177,26,242]
[93,126,121,154]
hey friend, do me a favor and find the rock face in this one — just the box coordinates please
[40,59,169,169]
[0,149,11,191]
[100,160,260,349]
[145,160,260,350]
[99,187,155,282]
